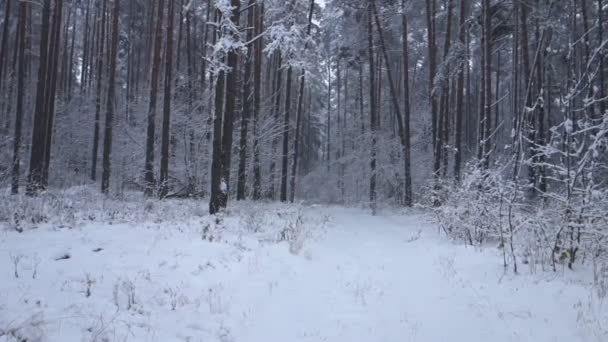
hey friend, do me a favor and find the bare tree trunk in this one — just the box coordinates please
[11,0,27,194]
[482,0,492,170]
[209,68,225,213]
[237,0,256,201]
[210,0,241,214]
[160,0,175,198]
[0,0,12,98]
[598,0,606,117]
[144,0,166,196]
[268,51,282,199]
[367,1,378,214]
[438,0,453,177]
[80,0,91,94]
[280,65,292,202]
[454,0,466,182]
[91,0,107,181]
[41,0,64,187]
[290,0,315,203]
[27,0,52,194]
[101,0,120,194]
[252,1,264,200]
[425,0,438,160]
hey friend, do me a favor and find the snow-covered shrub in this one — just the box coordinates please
[427,167,516,247]
[0,185,218,231]
[430,114,608,276]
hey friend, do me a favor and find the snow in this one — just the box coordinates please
[0,203,604,341]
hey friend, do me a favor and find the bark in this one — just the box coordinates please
[598,0,606,117]
[144,0,166,196]
[454,0,466,182]
[41,0,64,187]
[252,1,264,200]
[0,0,12,92]
[27,0,52,194]
[11,1,27,194]
[367,1,378,213]
[101,0,120,194]
[160,0,175,198]
[280,66,293,202]
[268,51,282,199]
[209,0,241,214]
[91,0,107,181]
[482,0,492,170]
[237,0,256,201]
[290,0,315,203]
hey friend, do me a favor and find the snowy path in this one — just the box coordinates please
[230,208,594,342]
[0,205,601,341]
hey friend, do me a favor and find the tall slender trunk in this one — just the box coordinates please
[144,0,166,196]
[482,0,492,170]
[101,0,120,194]
[425,0,438,158]
[237,0,256,201]
[280,66,293,202]
[454,0,466,182]
[160,0,175,198]
[26,0,52,194]
[290,0,315,203]
[367,1,378,214]
[80,0,91,93]
[0,0,12,100]
[11,0,27,194]
[437,0,453,176]
[597,0,606,117]
[209,0,241,214]
[268,51,282,199]
[252,1,264,200]
[91,0,107,181]
[41,0,64,187]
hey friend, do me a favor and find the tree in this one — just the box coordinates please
[91,0,108,181]
[144,0,165,196]
[11,0,27,194]
[209,0,242,214]
[366,0,378,213]
[400,0,413,205]
[290,0,315,203]
[236,0,256,201]
[159,0,175,198]
[101,0,120,194]
[453,0,466,182]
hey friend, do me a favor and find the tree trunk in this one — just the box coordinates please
[280,66,293,202]
[237,0,256,201]
[454,0,466,182]
[27,0,52,195]
[209,0,241,214]
[268,51,282,199]
[367,1,378,214]
[11,0,27,194]
[91,0,107,181]
[160,0,175,198]
[0,0,12,95]
[482,0,492,170]
[290,0,315,203]
[101,0,120,194]
[144,0,166,196]
[252,1,264,200]
[598,0,606,117]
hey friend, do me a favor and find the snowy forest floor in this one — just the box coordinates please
[0,195,606,341]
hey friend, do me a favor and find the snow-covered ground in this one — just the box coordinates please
[1,202,605,341]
